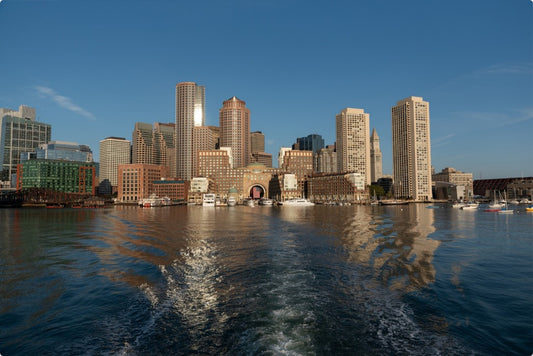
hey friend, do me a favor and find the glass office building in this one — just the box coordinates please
[17,159,96,194]
[0,106,51,184]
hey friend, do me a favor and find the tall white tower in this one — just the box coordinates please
[391,96,432,200]
[335,108,371,187]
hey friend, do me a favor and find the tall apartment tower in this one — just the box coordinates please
[132,122,154,165]
[99,137,131,187]
[335,108,371,187]
[0,105,51,185]
[391,96,432,200]
[219,96,250,169]
[175,82,205,180]
[370,128,383,183]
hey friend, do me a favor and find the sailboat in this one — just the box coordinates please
[498,192,513,214]
[370,191,379,205]
[484,191,503,212]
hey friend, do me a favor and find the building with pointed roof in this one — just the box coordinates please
[370,128,383,183]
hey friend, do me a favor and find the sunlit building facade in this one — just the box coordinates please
[99,137,131,187]
[175,82,205,180]
[391,96,432,200]
[219,96,250,169]
[193,125,220,176]
[117,163,169,203]
[336,108,371,187]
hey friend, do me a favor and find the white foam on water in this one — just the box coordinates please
[354,279,469,355]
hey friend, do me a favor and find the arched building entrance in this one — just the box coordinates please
[248,184,265,199]
[249,184,265,199]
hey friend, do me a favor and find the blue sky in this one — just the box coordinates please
[1,0,532,179]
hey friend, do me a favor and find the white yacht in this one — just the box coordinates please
[280,198,314,206]
[259,198,274,206]
[139,194,165,207]
[227,196,236,207]
[244,198,255,207]
[461,202,479,210]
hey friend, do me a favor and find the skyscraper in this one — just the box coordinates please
[175,82,205,180]
[370,128,383,183]
[99,137,131,187]
[251,131,265,154]
[131,122,175,176]
[219,96,250,169]
[391,96,432,200]
[335,108,371,187]
[132,122,154,165]
[0,105,51,185]
[153,122,176,177]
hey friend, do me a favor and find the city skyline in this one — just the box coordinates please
[1,1,532,179]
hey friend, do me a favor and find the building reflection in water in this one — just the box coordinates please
[84,205,268,345]
[340,204,438,292]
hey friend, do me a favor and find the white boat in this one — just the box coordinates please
[520,198,532,204]
[244,198,255,207]
[280,198,314,206]
[487,201,504,209]
[227,197,236,207]
[487,191,504,210]
[452,202,466,208]
[461,203,479,210]
[259,198,273,206]
[202,193,216,207]
[379,199,408,206]
[139,194,164,207]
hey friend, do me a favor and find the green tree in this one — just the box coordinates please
[369,184,385,198]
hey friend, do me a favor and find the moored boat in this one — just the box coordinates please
[280,198,314,206]
[139,194,171,207]
[244,198,255,207]
[227,197,236,207]
[461,203,479,210]
[379,199,408,206]
[259,198,273,206]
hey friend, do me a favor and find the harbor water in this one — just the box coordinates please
[1,204,532,355]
